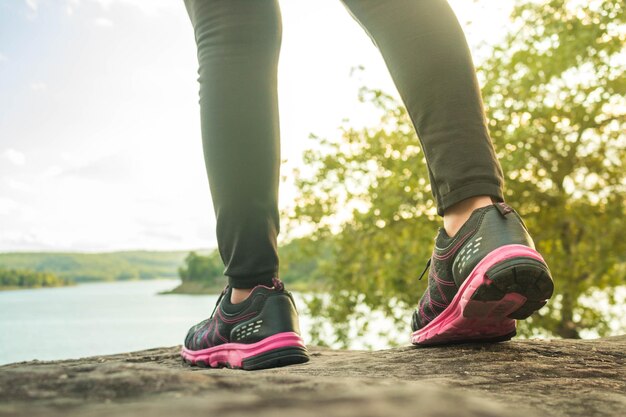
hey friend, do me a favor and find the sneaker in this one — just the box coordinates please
[411,202,554,345]
[182,278,309,370]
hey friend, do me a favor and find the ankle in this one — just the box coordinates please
[231,288,253,304]
[443,196,493,237]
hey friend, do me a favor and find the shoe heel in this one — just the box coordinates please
[470,255,554,320]
[242,346,309,370]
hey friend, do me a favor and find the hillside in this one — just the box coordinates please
[0,240,324,290]
[0,251,210,282]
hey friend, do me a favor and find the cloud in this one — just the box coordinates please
[0,53,6,63]
[77,0,178,16]
[94,17,113,27]
[0,197,19,215]
[59,152,135,183]
[3,177,34,192]
[25,0,38,11]
[0,230,59,252]
[42,165,63,178]
[30,82,47,92]
[2,149,26,166]
[66,0,80,15]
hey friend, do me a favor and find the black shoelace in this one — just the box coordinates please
[418,258,431,281]
[208,285,229,320]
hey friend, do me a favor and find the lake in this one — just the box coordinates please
[0,279,387,365]
[1,280,624,365]
[0,280,224,365]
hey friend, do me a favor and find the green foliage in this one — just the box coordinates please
[178,251,224,283]
[162,250,226,294]
[170,241,328,294]
[0,268,70,289]
[479,0,626,338]
[279,237,332,290]
[287,90,438,346]
[0,251,194,282]
[288,0,626,344]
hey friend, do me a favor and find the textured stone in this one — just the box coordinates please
[0,336,624,417]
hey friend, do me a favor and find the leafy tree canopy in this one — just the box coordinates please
[0,268,69,289]
[286,0,626,345]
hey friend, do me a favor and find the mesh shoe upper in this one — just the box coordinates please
[184,278,302,351]
[411,203,535,331]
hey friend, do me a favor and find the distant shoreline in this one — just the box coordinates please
[159,281,223,295]
[0,251,195,283]
[0,282,75,292]
[0,278,177,292]
[160,280,320,295]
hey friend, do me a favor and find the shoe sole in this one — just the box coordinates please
[411,244,554,346]
[181,331,309,370]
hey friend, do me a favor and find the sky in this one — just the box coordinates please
[0,0,514,252]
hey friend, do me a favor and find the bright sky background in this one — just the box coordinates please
[0,0,514,252]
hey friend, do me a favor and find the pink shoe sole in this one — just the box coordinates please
[411,244,553,346]
[181,331,309,370]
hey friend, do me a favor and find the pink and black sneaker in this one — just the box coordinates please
[411,202,554,345]
[182,278,309,370]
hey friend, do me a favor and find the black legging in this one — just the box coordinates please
[184,0,504,289]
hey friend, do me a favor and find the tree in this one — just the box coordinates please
[287,0,626,344]
[0,268,68,289]
[287,89,438,347]
[479,0,626,338]
[178,251,223,284]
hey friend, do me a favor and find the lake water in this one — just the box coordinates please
[0,280,222,365]
[0,279,379,365]
[1,280,624,365]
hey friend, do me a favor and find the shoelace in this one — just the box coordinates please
[208,285,229,320]
[271,277,284,291]
[418,258,431,281]
[207,278,284,319]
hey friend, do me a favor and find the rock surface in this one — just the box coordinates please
[1,336,624,417]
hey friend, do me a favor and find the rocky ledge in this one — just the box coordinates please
[1,336,624,417]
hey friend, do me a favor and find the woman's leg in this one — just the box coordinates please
[181,0,308,370]
[341,0,554,345]
[340,0,504,223]
[184,0,282,292]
